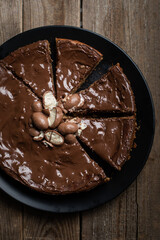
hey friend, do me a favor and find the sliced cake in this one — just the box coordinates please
[77,116,136,170]
[56,38,103,100]
[60,63,136,114]
[0,64,107,194]
[1,40,55,98]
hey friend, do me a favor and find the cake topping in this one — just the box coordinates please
[42,139,54,148]
[66,117,81,124]
[29,127,40,137]
[51,107,63,129]
[77,121,87,136]
[47,107,57,128]
[32,112,49,130]
[44,130,64,146]
[58,122,79,135]
[33,131,44,141]
[60,94,84,113]
[65,134,77,144]
[29,95,84,144]
[63,93,84,110]
[42,91,64,129]
[43,91,57,110]
[29,91,66,142]
[32,101,43,112]
[42,108,50,116]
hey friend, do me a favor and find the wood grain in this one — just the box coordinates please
[0,1,23,240]
[0,0,22,45]
[22,1,80,240]
[82,0,160,239]
[132,1,160,239]
[23,208,79,240]
[0,0,159,239]
[0,191,23,240]
[23,0,80,31]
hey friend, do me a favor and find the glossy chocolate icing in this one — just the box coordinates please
[0,64,106,194]
[78,117,136,170]
[1,40,55,98]
[56,38,103,100]
[66,63,136,114]
[0,37,137,195]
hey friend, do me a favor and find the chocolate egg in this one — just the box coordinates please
[42,108,50,116]
[51,107,63,129]
[65,134,77,144]
[45,130,64,146]
[64,94,81,109]
[32,112,49,130]
[29,128,40,137]
[58,122,78,135]
[32,101,43,112]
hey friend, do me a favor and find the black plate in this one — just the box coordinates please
[0,26,155,213]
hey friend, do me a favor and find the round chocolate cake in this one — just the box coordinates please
[0,39,136,194]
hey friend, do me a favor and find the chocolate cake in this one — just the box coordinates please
[77,117,136,170]
[1,40,55,98]
[56,38,103,100]
[0,63,107,194]
[61,63,136,114]
[0,38,137,195]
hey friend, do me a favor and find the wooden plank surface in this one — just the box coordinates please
[23,0,80,30]
[22,1,80,240]
[135,0,160,238]
[23,208,79,240]
[0,191,23,240]
[0,0,160,240]
[82,0,160,240]
[0,1,23,239]
[0,0,22,45]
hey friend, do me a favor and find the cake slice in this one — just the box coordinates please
[77,116,136,170]
[1,40,55,98]
[0,64,107,194]
[56,38,103,100]
[33,141,107,194]
[61,63,136,114]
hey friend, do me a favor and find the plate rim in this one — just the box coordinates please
[0,25,155,213]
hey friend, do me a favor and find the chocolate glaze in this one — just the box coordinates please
[66,63,136,114]
[56,38,103,100]
[0,64,106,194]
[1,40,55,98]
[78,117,136,170]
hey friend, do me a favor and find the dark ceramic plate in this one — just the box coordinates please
[0,26,155,213]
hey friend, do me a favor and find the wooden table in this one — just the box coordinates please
[0,1,159,239]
